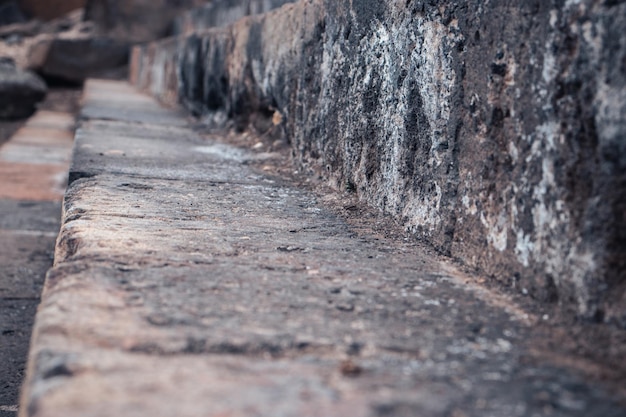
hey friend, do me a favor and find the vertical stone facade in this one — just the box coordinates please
[84,0,209,42]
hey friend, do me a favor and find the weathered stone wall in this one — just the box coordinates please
[84,0,210,42]
[173,0,297,35]
[131,0,626,325]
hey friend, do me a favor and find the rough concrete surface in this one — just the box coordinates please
[0,109,73,416]
[130,0,626,325]
[19,79,626,417]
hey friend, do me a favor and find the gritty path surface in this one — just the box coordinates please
[20,80,626,417]
[0,109,74,416]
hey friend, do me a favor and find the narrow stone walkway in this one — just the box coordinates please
[20,80,625,417]
[0,110,74,416]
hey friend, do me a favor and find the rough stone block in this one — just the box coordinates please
[28,36,128,83]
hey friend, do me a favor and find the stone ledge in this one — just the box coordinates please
[130,0,626,325]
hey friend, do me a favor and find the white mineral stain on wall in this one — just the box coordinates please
[0,406,18,412]
[251,59,263,89]
[480,210,508,252]
[567,249,596,315]
[402,183,443,234]
[549,9,559,28]
[462,194,478,216]
[535,122,559,151]
[541,49,557,86]
[515,231,533,267]
[315,4,608,316]
[565,0,582,6]
[508,140,519,163]
[344,16,460,233]
[595,80,626,145]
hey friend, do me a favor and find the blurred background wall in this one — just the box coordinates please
[17,0,86,21]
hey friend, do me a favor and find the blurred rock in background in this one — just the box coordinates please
[28,35,128,84]
[17,0,86,21]
[0,0,27,26]
[0,56,46,119]
[0,0,218,120]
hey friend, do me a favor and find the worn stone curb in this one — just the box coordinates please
[17,79,626,417]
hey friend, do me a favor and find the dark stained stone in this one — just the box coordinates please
[28,36,129,83]
[0,0,27,26]
[0,57,47,119]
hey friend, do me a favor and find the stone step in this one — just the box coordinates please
[18,79,625,416]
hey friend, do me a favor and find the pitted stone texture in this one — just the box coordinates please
[25,185,626,416]
[25,344,624,417]
[20,80,626,417]
[131,0,626,324]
